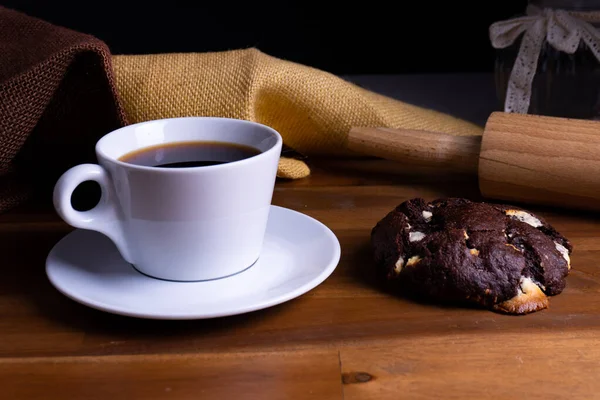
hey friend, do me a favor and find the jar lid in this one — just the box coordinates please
[529,0,600,12]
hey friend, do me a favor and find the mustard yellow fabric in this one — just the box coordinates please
[112,48,483,179]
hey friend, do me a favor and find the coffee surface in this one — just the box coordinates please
[119,141,260,168]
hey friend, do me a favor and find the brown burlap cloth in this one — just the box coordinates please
[0,7,127,212]
[0,6,483,213]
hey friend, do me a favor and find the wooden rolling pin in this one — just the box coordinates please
[348,111,600,212]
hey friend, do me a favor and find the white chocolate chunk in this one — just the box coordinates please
[533,278,546,291]
[422,210,433,222]
[506,210,542,228]
[517,276,542,295]
[555,242,571,270]
[409,231,426,242]
[406,255,422,267]
[463,230,469,240]
[470,248,480,256]
[394,256,404,274]
[493,276,549,314]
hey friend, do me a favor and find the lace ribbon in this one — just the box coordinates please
[489,5,600,114]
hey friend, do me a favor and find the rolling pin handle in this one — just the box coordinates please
[347,127,482,175]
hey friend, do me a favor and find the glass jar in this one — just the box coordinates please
[494,0,600,119]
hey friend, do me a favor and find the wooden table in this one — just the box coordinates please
[2,156,600,399]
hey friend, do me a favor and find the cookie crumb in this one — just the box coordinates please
[505,243,522,252]
[406,255,421,267]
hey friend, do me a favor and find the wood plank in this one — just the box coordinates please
[340,331,600,399]
[276,158,481,188]
[0,206,599,358]
[1,158,599,372]
[2,249,600,359]
[1,350,342,400]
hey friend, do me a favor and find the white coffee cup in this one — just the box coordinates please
[53,117,283,281]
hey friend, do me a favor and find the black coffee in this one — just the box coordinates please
[119,141,261,168]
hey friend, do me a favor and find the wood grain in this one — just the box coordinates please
[1,351,342,400]
[479,111,600,212]
[340,331,600,400]
[2,158,600,398]
[347,127,481,175]
[347,112,600,213]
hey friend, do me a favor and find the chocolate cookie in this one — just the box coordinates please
[370,198,572,315]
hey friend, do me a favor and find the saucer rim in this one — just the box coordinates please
[45,205,341,320]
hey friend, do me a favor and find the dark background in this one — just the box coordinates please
[1,1,527,75]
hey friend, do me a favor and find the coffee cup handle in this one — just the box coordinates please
[53,164,131,262]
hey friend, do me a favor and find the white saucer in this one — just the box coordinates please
[46,205,341,320]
